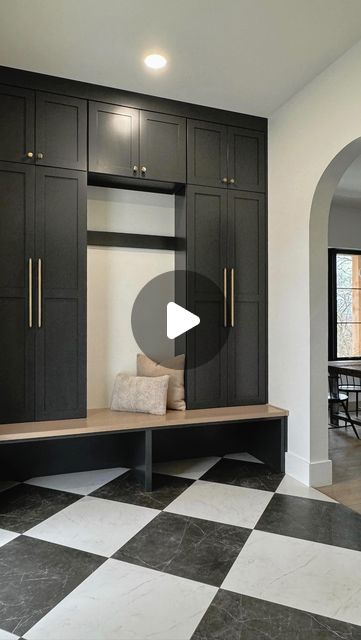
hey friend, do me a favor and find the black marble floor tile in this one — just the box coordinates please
[201,458,284,491]
[0,535,104,637]
[192,590,361,640]
[255,493,361,551]
[0,483,80,533]
[91,470,193,509]
[113,511,251,586]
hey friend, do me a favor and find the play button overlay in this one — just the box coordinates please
[131,269,229,370]
[167,303,200,339]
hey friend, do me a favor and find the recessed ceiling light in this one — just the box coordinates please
[144,54,167,70]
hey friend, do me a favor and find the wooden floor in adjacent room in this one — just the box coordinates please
[318,423,361,513]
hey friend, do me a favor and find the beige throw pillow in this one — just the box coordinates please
[137,353,186,411]
[110,374,169,416]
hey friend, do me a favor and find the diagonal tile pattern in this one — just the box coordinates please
[0,454,359,639]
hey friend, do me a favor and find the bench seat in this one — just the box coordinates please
[0,405,288,490]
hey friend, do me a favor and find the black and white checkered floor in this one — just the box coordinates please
[1,452,361,639]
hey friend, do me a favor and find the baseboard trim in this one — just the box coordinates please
[285,451,332,487]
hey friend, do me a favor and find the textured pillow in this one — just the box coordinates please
[110,374,169,416]
[137,353,186,411]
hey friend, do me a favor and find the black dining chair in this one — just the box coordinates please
[328,372,360,439]
[338,373,361,416]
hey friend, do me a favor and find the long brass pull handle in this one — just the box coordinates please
[231,268,235,328]
[28,258,33,328]
[38,258,42,328]
[223,267,227,327]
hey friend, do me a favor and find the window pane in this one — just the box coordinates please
[337,289,352,322]
[336,254,352,288]
[337,322,361,357]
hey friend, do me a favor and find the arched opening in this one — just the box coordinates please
[309,138,361,487]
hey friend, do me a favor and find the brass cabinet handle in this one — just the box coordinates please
[38,258,42,328]
[141,166,147,175]
[231,267,235,327]
[36,152,44,160]
[28,258,33,328]
[26,151,34,158]
[221,177,228,184]
[223,267,228,327]
[133,165,138,174]
[229,178,235,185]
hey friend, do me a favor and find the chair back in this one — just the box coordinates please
[328,372,340,400]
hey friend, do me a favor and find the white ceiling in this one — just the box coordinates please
[1,0,361,116]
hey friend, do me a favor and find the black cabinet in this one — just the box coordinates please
[187,120,228,188]
[227,191,266,404]
[88,102,139,177]
[0,85,86,170]
[182,186,266,408]
[0,162,35,423]
[35,168,86,420]
[35,93,87,170]
[185,186,228,408]
[0,163,86,424]
[88,102,186,184]
[140,111,186,183]
[0,86,35,163]
[187,119,265,192]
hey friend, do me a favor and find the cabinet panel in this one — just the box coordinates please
[140,111,186,183]
[35,167,86,420]
[186,186,228,408]
[187,120,228,188]
[228,127,265,192]
[0,162,35,423]
[36,92,87,170]
[0,85,35,163]
[88,101,139,176]
[227,191,266,404]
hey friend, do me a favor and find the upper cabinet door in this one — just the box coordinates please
[35,92,87,170]
[140,111,186,183]
[187,120,228,188]
[88,101,139,177]
[0,85,35,163]
[227,127,265,192]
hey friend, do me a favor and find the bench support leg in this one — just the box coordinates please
[133,429,153,492]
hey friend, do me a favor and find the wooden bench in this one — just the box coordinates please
[0,405,288,490]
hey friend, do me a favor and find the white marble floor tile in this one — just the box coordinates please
[26,496,159,557]
[0,628,19,639]
[222,529,361,626]
[276,475,337,502]
[165,480,272,529]
[223,452,263,464]
[25,467,128,495]
[153,456,221,479]
[0,529,19,548]
[24,558,217,640]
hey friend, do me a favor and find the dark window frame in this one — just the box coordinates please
[329,248,361,360]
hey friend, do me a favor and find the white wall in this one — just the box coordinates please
[87,188,175,409]
[328,200,361,249]
[269,38,361,486]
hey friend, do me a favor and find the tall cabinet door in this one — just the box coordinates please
[186,186,228,409]
[140,111,186,183]
[35,92,87,170]
[187,120,228,188]
[35,168,86,420]
[0,86,35,164]
[0,162,35,423]
[88,101,139,176]
[227,127,265,192]
[227,191,267,405]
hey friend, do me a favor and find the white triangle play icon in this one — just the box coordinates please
[167,302,200,339]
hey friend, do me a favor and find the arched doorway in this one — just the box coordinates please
[309,138,361,484]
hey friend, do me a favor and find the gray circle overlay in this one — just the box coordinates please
[131,269,229,370]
